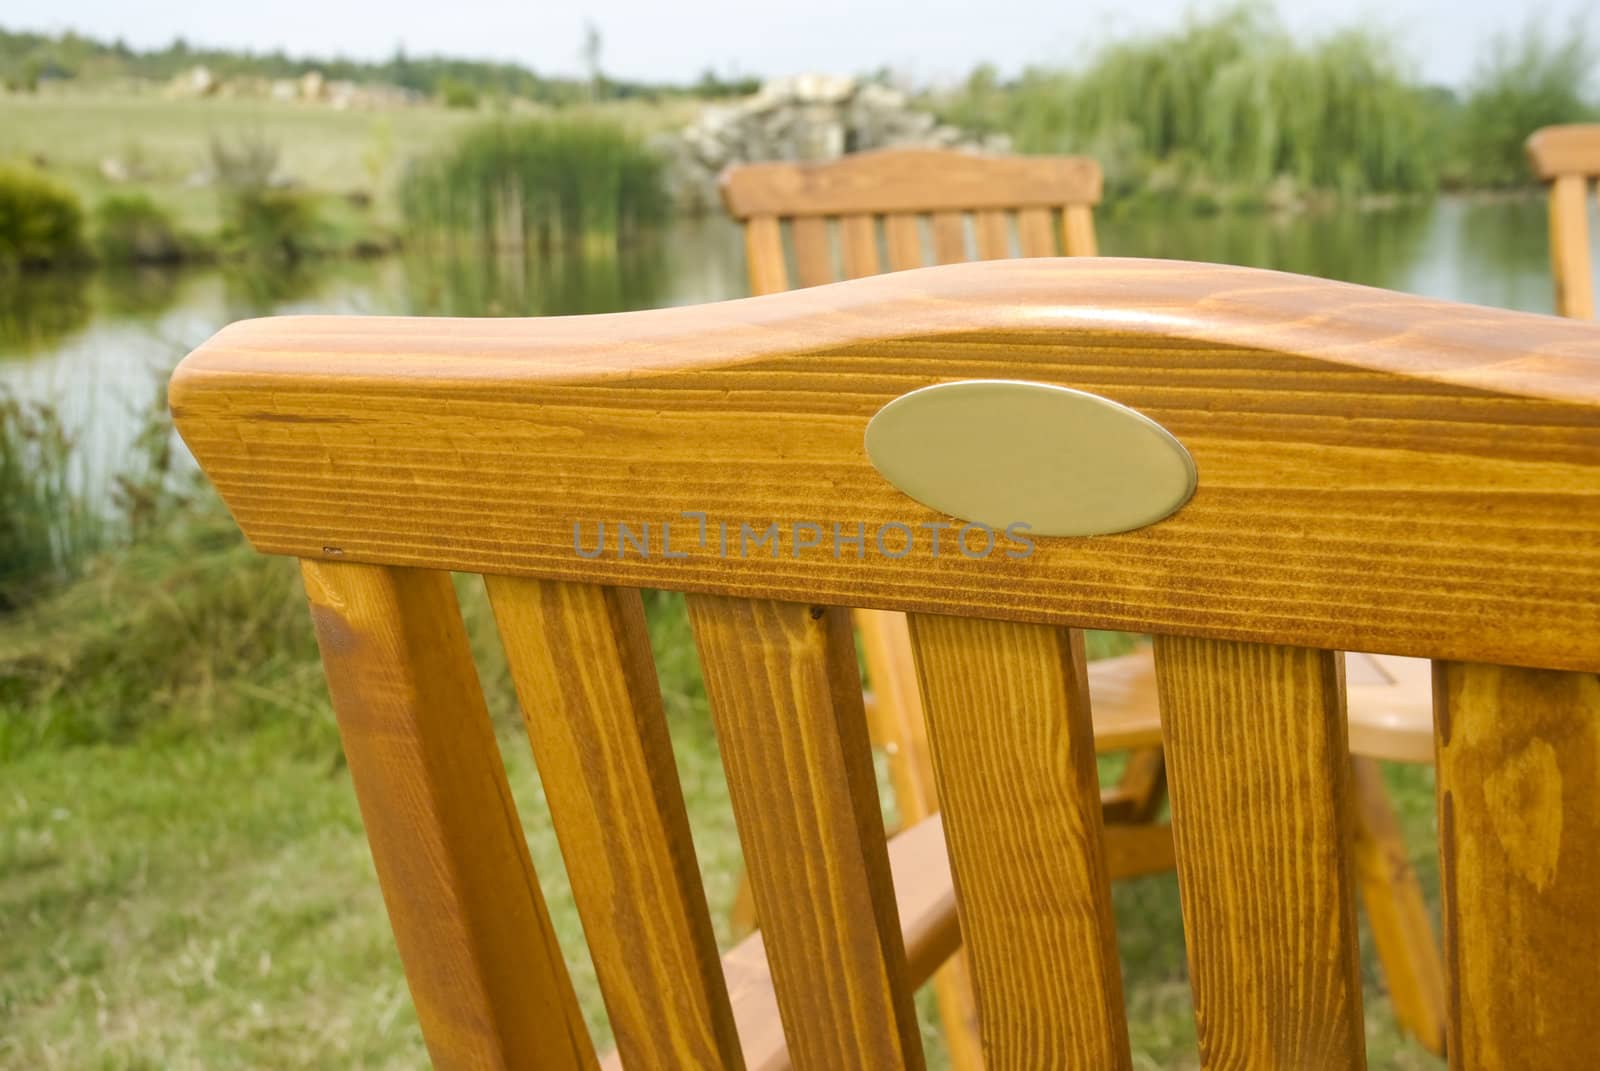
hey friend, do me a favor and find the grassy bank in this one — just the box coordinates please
[1,89,692,269]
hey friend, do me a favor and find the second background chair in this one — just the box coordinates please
[719,147,1447,1064]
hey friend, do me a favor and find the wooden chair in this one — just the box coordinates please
[1528,124,1600,319]
[171,258,1600,1070]
[721,148,1446,1058]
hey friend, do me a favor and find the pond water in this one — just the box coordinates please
[3,195,1594,496]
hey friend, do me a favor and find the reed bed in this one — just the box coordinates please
[399,117,669,250]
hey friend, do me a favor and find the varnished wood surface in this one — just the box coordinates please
[908,616,1131,1070]
[1547,175,1595,320]
[484,577,742,1069]
[720,149,1102,218]
[302,561,596,1070]
[1526,123,1600,179]
[1085,648,1438,763]
[1156,636,1367,1070]
[1527,126,1599,320]
[171,259,1600,673]
[600,813,963,1071]
[686,596,924,1071]
[1435,661,1600,1067]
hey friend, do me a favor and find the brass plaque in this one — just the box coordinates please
[864,380,1196,537]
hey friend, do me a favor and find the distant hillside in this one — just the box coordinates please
[0,26,759,104]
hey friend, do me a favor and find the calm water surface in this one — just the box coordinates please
[4,196,1595,494]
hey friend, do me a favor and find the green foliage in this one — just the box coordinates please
[1456,20,1598,187]
[0,164,86,269]
[220,188,321,261]
[0,394,101,609]
[207,134,324,260]
[400,117,669,248]
[437,76,480,109]
[92,193,185,263]
[0,26,711,106]
[943,5,1443,199]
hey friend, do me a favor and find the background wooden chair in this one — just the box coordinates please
[1528,124,1600,319]
[720,148,1446,1058]
[171,258,1600,1070]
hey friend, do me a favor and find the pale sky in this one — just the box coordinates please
[6,0,1590,89]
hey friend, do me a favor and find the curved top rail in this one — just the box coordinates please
[718,148,1102,218]
[171,258,1600,671]
[1527,124,1600,180]
[174,257,1600,404]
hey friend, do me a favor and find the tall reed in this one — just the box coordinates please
[1456,20,1597,187]
[399,117,669,249]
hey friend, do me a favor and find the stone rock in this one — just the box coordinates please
[665,74,1011,213]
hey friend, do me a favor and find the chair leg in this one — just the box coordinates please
[1350,756,1447,1056]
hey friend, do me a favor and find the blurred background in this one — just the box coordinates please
[2,2,1598,1067]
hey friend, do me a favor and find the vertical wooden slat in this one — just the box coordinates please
[1548,175,1595,319]
[1154,636,1366,1070]
[1062,203,1098,257]
[931,211,969,264]
[485,577,744,1071]
[858,608,985,1071]
[884,213,925,271]
[1015,207,1057,258]
[687,596,924,1071]
[790,216,835,288]
[839,214,882,279]
[1435,661,1600,1067]
[301,560,596,1071]
[744,215,789,295]
[1349,756,1447,1057]
[973,210,1011,260]
[908,615,1131,1070]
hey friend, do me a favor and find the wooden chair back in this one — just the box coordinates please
[720,148,1102,295]
[1528,123,1600,318]
[171,258,1600,1070]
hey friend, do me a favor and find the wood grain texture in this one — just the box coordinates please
[744,215,789,296]
[686,596,924,1071]
[484,577,742,1070]
[908,615,1131,1070]
[1086,648,1438,763]
[1547,175,1595,320]
[856,607,986,1071]
[301,560,595,1070]
[599,813,963,1071]
[170,259,1600,672]
[1349,756,1446,1057]
[1155,635,1366,1070]
[789,216,834,289]
[1435,661,1600,1068]
[1526,123,1600,180]
[720,149,1102,218]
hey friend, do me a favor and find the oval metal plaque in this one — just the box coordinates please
[864,380,1196,537]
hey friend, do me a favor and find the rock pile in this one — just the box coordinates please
[663,74,1010,212]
